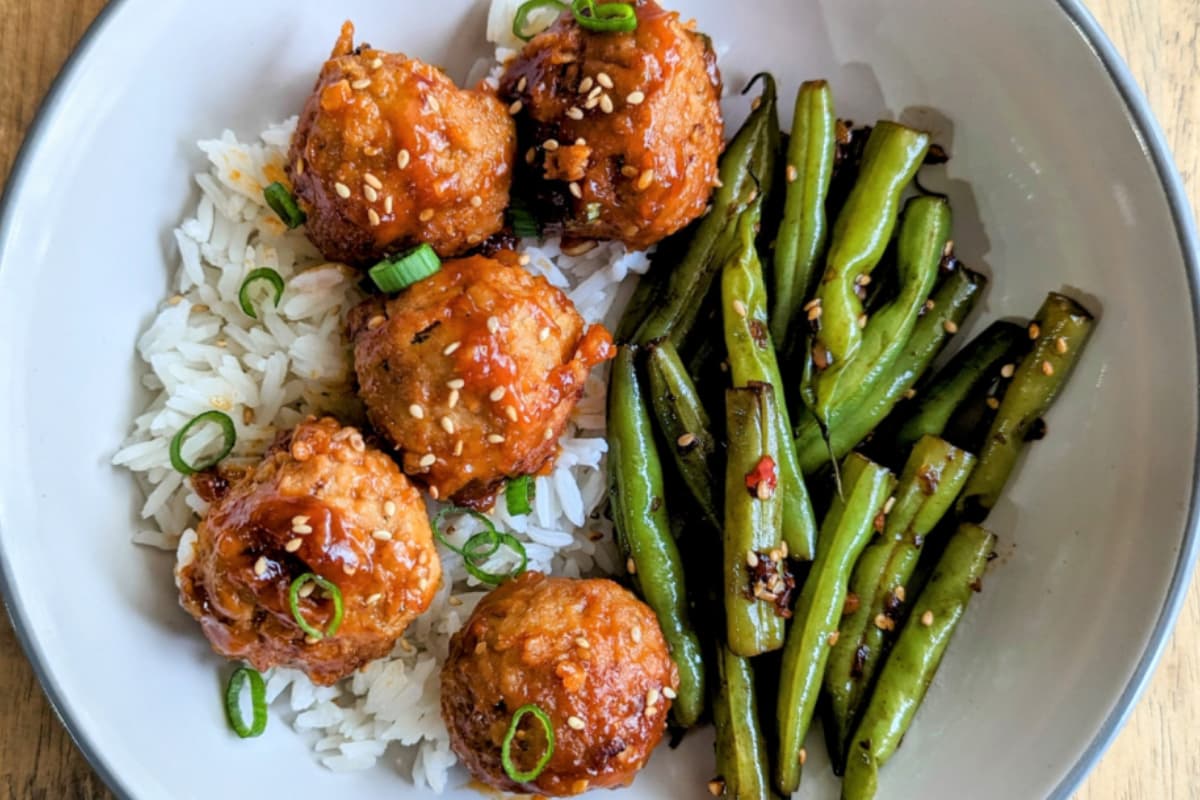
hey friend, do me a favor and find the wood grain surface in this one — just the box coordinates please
[0,0,1196,798]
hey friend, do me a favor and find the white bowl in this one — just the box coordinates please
[1,0,1196,798]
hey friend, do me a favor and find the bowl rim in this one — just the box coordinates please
[1,1,1197,798]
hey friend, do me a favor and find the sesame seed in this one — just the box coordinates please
[441,416,456,434]
[518,254,532,266]
[708,781,725,796]
[757,481,772,500]
[584,95,600,111]
[373,529,393,541]
[367,314,386,330]
[856,274,872,286]
[943,239,955,257]
[544,427,555,441]
[419,208,435,222]
[827,631,840,646]
[509,99,524,115]
[895,585,906,602]
[636,169,656,191]
[807,304,823,321]
[986,397,1001,410]
[305,635,320,645]
[285,537,303,552]
[569,181,583,199]
[733,299,748,318]
[292,515,310,527]
[539,326,551,342]
[627,557,637,574]
[295,157,305,176]
[384,501,397,517]
[943,320,959,334]
[621,164,639,178]
[751,95,762,110]
[517,76,528,92]
[576,636,591,649]
[623,224,640,238]
[370,57,384,70]
[874,613,895,631]
[454,440,465,456]
[364,172,383,190]
[746,550,759,568]
[566,106,584,120]
[409,404,425,419]
[662,687,676,699]
[1056,336,1069,354]
[799,747,808,765]
[1042,360,1055,376]
[644,705,656,718]
[677,432,697,448]
[1000,363,1015,378]
[487,434,506,444]
[921,610,935,626]
[647,688,660,705]
[858,313,869,329]
[334,182,351,199]
[526,147,537,164]
[904,388,917,400]
[786,164,798,183]
[567,715,586,730]
[167,294,184,306]
[419,453,437,467]
[364,185,379,202]
[397,149,411,169]
[597,72,613,89]
[487,316,501,334]
[443,341,461,356]
[626,90,645,105]
[925,299,936,311]
[490,386,507,401]
[544,138,560,151]
[447,378,465,390]
[366,592,383,605]
[883,496,896,514]
[293,524,313,535]
[579,77,594,93]
[631,627,642,643]
[448,389,460,409]
[599,94,614,113]
[470,195,483,208]
[368,208,381,227]
[448,595,463,606]
[803,297,822,311]
[427,95,440,113]
[253,556,268,576]
[298,581,316,598]
[505,406,519,422]
[1028,322,1041,339]
[351,78,372,90]
[588,85,604,101]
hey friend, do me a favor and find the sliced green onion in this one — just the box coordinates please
[369,244,442,293]
[238,268,285,319]
[263,181,306,229]
[433,508,528,585]
[225,666,267,738]
[502,704,556,783]
[506,476,535,516]
[287,573,345,640]
[513,0,567,41]
[509,199,541,239]
[571,0,637,34]
[170,410,237,476]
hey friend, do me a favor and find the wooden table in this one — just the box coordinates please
[1,0,1197,797]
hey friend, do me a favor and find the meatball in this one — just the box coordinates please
[287,21,516,265]
[176,417,440,686]
[499,0,723,250]
[441,573,678,795]
[347,254,613,508]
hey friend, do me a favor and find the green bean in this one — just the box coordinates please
[771,80,837,345]
[646,339,721,530]
[891,321,1027,456]
[632,74,778,348]
[712,642,777,800]
[956,292,1096,521]
[796,266,987,474]
[809,122,930,381]
[607,345,706,726]
[723,214,818,560]
[842,523,996,800]
[822,436,976,770]
[723,385,787,657]
[774,453,895,795]
[813,196,949,422]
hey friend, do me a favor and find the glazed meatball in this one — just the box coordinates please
[176,417,440,686]
[347,254,613,508]
[287,21,516,265]
[499,0,723,250]
[441,573,678,796]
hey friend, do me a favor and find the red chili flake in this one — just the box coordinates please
[745,455,778,497]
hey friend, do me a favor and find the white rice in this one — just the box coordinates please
[113,26,651,785]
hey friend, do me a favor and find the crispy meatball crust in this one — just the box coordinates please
[499,0,723,249]
[347,254,614,508]
[441,573,678,795]
[287,21,516,265]
[176,417,439,686]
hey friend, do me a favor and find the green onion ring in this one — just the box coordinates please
[501,704,556,783]
[224,666,268,738]
[169,410,237,476]
[508,200,541,239]
[263,181,306,229]
[369,243,442,293]
[238,268,286,319]
[287,573,345,640]
[506,476,535,516]
[512,0,567,40]
[433,507,528,585]
[571,0,637,33]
